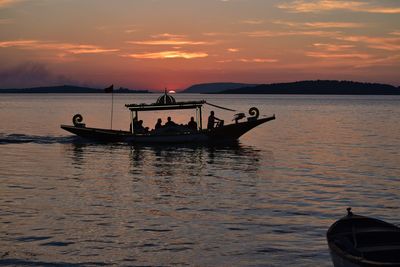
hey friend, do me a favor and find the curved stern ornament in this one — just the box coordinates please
[247,107,260,121]
[72,114,86,127]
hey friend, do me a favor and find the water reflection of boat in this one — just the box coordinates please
[60,91,275,144]
[327,208,400,267]
[127,143,263,180]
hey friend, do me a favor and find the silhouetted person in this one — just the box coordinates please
[136,120,148,133]
[207,111,221,129]
[165,116,176,127]
[187,116,197,130]
[155,118,162,129]
[130,117,138,132]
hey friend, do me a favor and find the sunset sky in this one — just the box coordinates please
[1,0,399,90]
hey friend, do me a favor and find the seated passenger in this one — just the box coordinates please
[165,116,177,127]
[187,116,197,130]
[155,118,162,129]
[135,120,148,133]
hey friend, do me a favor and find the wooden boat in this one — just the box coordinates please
[327,208,400,267]
[60,91,275,143]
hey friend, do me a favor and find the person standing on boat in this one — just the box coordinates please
[207,111,221,129]
[187,116,197,131]
[155,118,162,129]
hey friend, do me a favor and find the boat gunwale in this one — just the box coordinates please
[60,116,275,138]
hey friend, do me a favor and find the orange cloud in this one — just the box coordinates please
[239,58,278,63]
[307,40,374,61]
[243,30,339,38]
[313,43,355,51]
[306,51,372,59]
[127,33,216,46]
[151,33,186,38]
[227,48,239,52]
[124,29,137,34]
[366,7,400,14]
[127,39,209,46]
[337,35,400,51]
[278,0,400,14]
[217,58,277,63]
[240,19,264,25]
[66,46,119,54]
[274,20,364,29]
[242,30,276,37]
[278,0,364,12]
[202,32,234,37]
[0,39,119,54]
[0,40,38,47]
[353,55,400,68]
[304,22,364,28]
[123,50,208,59]
[0,0,22,8]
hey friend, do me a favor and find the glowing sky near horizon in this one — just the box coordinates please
[0,0,399,90]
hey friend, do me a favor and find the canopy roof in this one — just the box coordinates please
[125,100,205,111]
[125,91,205,111]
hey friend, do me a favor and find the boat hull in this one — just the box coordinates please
[61,116,275,144]
[327,211,400,267]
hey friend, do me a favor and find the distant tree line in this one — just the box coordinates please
[219,80,400,95]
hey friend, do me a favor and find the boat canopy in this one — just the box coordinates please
[125,90,205,111]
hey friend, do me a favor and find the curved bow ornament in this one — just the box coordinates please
[72,114,85,127]
[247,107,260,121]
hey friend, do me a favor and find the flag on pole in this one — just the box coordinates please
[104,84,114,93]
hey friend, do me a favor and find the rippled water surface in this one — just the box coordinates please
[1,94,399,266]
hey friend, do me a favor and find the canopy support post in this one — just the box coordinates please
[130,111,134,133]
[199,106,202,130]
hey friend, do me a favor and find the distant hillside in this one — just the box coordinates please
[220,80,400,95]
[0,85,150,93]
[182,82,258,93]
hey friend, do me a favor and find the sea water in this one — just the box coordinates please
[1,94,399,266]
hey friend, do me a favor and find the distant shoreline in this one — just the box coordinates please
[0,85,150,94]
[1,80,399,95]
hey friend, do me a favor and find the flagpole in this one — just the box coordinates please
[110,89,114,129]
[104,84,114,129]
